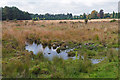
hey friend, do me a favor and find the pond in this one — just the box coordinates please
[25,42,104,64]
[25,42,78,60]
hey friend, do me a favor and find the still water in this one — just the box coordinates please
[25,42,104,64]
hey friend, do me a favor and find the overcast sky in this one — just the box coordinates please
[0,0,119,15]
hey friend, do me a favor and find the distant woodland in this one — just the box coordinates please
[1,6,120,20]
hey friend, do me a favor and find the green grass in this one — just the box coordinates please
[90,62,118,78]
[2,37,118,78]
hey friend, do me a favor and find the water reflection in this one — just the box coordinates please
[25,42,78,60]
[25,42,104,64]
[91,58,104,64]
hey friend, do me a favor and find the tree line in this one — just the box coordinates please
[1,6,119,20]
[2,6,31,20]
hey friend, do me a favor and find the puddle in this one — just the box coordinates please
[90,58,105,64]
[80,56,105,64]
[25,42,78,60]
[25,42,104,64]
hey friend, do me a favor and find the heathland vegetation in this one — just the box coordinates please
[1,6,119,78]
[2,19,118,78]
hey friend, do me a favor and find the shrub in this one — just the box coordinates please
[85,19,88,24]
[59,21,67,24]
[78,21,82,23]
[110,19,116,23]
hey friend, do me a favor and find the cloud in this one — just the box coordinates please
[0,0,119,15]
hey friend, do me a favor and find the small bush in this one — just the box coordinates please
[78,21,82,23]
[110,19,116,23]
[59,21,67,24]
[85,19,88,24]
[63,21,67,23]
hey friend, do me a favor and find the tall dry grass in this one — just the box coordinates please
[2,20,118,47]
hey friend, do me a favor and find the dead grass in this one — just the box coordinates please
[2,19,118,46]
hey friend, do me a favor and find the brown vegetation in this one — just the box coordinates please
[2,19,118,47]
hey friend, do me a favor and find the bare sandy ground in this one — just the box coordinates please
[26,19,118,23]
